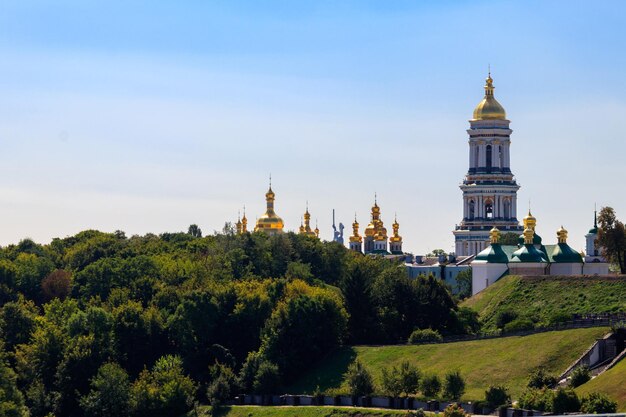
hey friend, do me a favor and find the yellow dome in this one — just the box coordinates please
[255,184,284,234]
[472,74,507,120]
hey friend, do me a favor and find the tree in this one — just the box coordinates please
[499,232,520,246]
[597,206,626,273]
[552,387,580,414]
[41,269,72,302]
[382,361,420,397]
[580,392,617,414]
[442,403,467,417]
[346,360,374,397]
[130,355,196,417]
[187,224,203,238]
[79,362,131,417]
[206,363,237,407]
[443,370,465,401]
[485,385,510,408]
[0,343,29,417]
[421,374,441,398]
[252,361,280,395]
[527,368,557,389]
[518,387,555,412]
[454,268,472,299]
[569,365,590,388]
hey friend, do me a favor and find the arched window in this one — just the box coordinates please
[503,199,511,219]
[486,145,492,171]
[469,200,475,219]
[485,200,493,219]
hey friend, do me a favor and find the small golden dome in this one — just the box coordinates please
[490,226,501,244]
[557,225,568,243]
[472,74,507,120]
[255,183,284,234]
[523,210,537,230]
[523,226,534,245]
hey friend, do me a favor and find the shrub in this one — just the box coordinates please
[569,365,591,388]
[552,387,580,414]
[408,328,443,344]
[443,370,465,401]
[421,374,441,398]
[206,363,237,406]
[503,317,534,333]
[496,310,518,329]
[580,392,617,414]
[518,387,555,412]
[382,361,420,397]
[548,311,571,325]
[484,385,510,408]
[527,368,557,389]
[252,361,280,394]
[346,360,375,397]
[442,402,467,417]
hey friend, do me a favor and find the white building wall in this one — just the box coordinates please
[550,263,584,275]
[583,263,610,275]
[471,262,508,295]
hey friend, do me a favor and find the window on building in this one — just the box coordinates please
[486,145,492,171]
[469,200,475,219]
[503,199,511,219]
[485,201,493,219]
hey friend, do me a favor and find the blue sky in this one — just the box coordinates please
[0,1,625,254]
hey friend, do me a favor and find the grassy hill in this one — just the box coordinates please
[196,406,418,417]
[287,327,608,400]
[462,275,626,330]
[576,358,626,411]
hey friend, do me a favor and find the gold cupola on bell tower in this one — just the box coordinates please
[349,214,363,252]
[472,73,507,121]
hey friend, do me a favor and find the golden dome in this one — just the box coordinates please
[255,183,284,235]
[350,214,362,243]
[490,226,501,244]
[299,203,317,238]
[523,210,537,230]
[557,225,568,243]
[390,216,402,243]
[472,74,507,121]
[523,226,534,245]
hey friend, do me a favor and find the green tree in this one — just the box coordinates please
[569,365,591,388]
[454,268,472,299]
[0,297,38,352]
[443,370,465,401]
[421,374,441,398]
[187,224,203,238]
[130,355,196,417]
[381,361,420,397]
[0,342,29,417]
[79,362,130,417]
[580,392,617,414]
[346,360,374,397]
[518,387,555,412]
[552,387,580,414]
[499,232,520,246]
[598,206,626,273]
[527,368,556,389]
[485,385,510,408]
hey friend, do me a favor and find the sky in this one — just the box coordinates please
[0,0,625,254]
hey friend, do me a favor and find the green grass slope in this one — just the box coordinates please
[462,275,626,330]
[287,327,608,400]
[576,358,626,411]
[197,406,417,417]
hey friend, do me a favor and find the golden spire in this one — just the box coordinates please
[350,213,362,243]
[523,209,537,231]
[299,216,305,234]
[314,220,319,238]
[236,211,242,234]
[523,226,534,245]
[390,214,402,243]
[557,225,568,244]
[472,72,507,120]
[490,226,501,244]
[241,206,248,233]
[299,202,317,237]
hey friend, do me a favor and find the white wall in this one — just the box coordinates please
[471,262,508,295]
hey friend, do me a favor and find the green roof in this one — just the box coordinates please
[545,243,583,263]
[510,244,548,263]
[588,227,598,234]
[475,243,510,263]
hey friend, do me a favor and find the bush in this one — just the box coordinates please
[580,392,617,414]
[443,370,465,401]
[346,360,375,397]
[503,317,534,333]
[496,310,518,329]
[442,402,467,417]
[552,387,580,415]
[518,388,555,412]
[408,328,443,344]
[252,361,280,394]
[527,368,557,389]
[382,361,420,397]
[421,374,441,398]
[569,365,591,388]
[548,311,571,325]
[206,363,237,406]
[484,385,510,408]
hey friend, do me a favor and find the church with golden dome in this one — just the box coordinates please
[253,181,285,236]
[453,73,524,256]
[347,197,403,255]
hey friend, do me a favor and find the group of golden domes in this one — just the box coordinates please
[235,182,402,246]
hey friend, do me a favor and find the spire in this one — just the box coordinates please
[241,206,248,233]
[236,210,242,234]
[594,204,598,228]
[314,219,319,238]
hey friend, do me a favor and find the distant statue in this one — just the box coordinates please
[332,210,345,245]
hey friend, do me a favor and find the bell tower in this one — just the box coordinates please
[453,74,523,256]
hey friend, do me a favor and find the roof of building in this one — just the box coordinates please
[474,243,510,263]
[509,244,549,263]
[545,243,584,263]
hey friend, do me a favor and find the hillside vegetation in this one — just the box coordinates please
[198,406,419,417]
[288,327,608,400]
[576,358,626,411]
[462,275,626,330]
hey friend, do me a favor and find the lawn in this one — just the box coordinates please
[576,358,626,411]
[462,275,626,331]
[287,327,609,400]
[192,406,419,417]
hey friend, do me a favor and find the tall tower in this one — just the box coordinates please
[349,214,363,252]
[453,74,523,256]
